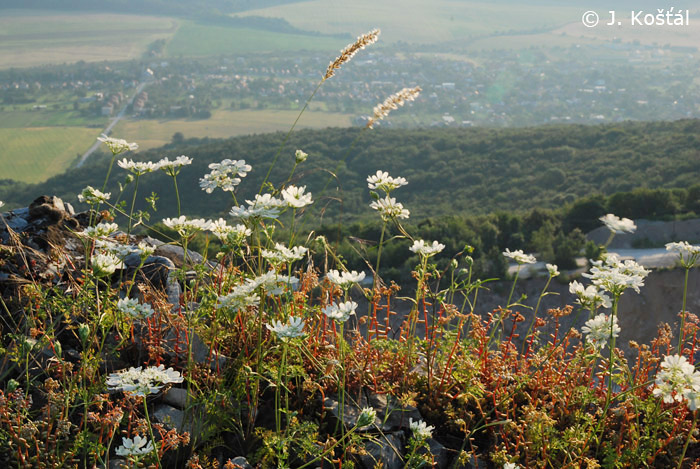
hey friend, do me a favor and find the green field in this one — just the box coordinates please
[0,127,100,183]
[112,109,353,150]
[0,10,178,69]
[238,0,582,45]
[165,22,346,57]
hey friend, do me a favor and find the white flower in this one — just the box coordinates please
[503,248,536,265]
[569,280,612,310]
[117,158,160,175]
[262,243,308,264]
[84,222,119,238]
[409,418,434,439]
[581,313,620,351]
[281,185,313,208]
[666,241,700,268]
[217,287,260,312]
[115,435,154,457]
[600,213,636,234]
[158,155,192,177]
[653,354,700,407]
[117,298,154,319]
[326,269,366,289]
[97,134,138,155]
[0,201,4,209]
[322,301,358,323]
[91,252,122,277]
[503,464,520,469]
[162,216,212,237]
[370,196,410,221]
[230,193,285,220]
[106,365,183,396]
[199,159,251,194]
[357,406,377,427]
[78,186,111,205]
[546,263,560,277]
[367,170,408,193]
[409,239,445,258]
[295,149,308,163]
[247,271,299,296]
[583,254,649,295]
[208,218,251,244]
[266,316,305,340]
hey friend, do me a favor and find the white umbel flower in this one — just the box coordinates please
[230,193,285,220]
[322,301,358,323]
[600,213,636,234]
[97,134,138,155]
[117,158,160,175]
[295,149,308,163]
[409,418,434,439]
[653,354,700,407]
[162,216,212,237]
[569,280,612,310]
[503,248,536,265]
[199,159,251,193]
[326,269,366,288]
[666,241,700,268]
[115,435,154,457]
[266,316,305,340]
[117,298,154,319]
[84,222,119,238]
[546,263,560,277]
[157,155,192,177]
[409,239,445,257]
[208,218,251,244]
[367,170,408,193]
[262,243,308,264]
[583,253,650,295]
[370,196,409,221]
[581,313,620,351]
[106,365,183,397]
[91,252,122,277]
[281,185,313,208]
[78,186,111,205]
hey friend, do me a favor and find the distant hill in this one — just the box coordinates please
[1,119,698,224]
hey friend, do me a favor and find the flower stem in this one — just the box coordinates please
[678,410,697,469]
[678,267,690,354]
[142,396,161,469]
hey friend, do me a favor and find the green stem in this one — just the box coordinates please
[172,175,181,217]
[142,397,162,469]
[678,267,690,354]
[126,174,140,238]
[678,411,697,469]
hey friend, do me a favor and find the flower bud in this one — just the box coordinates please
[295,149,308,163]
[357,406,377,427]
[78,324,90,344]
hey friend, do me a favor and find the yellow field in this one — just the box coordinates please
[0,11,178,69]
[237,0,581,45]
[111,109,353,151]
[0,127,101,183]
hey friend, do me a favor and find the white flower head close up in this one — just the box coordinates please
[327,269,366,289]
[262,243,308,265]
[581,313,620,351]
[158,155,192,177]
[546,263,560,277]
[230,193,285,220]
[83,222,119,239]
[199,159,251,194]
[115,435,154,457]
[322,301,358,323]
[91,252,122,277]
[217,287,260,313]
[568,280,612,310]
[208,218,251,245]
[503,248,536,265]
[653,354,700,409]
[409,418,434,440]
[281,185,313,208]
[666,241,700,269]
[357,406,377,427]
[295,149,308,163]
[266,316,305,341]
[583,253,650,295]
[97,134,138,155]
[600,213,636,234]
[370,196,410,221]
[117,298,154,320]
[117,158,160,175]
[162,216,212,238]
[78,186,111,205]
[106,365,183,397]
[367,170,408,193]
[410,239,445,258]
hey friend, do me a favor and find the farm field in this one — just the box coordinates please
[237,0,582,45]
[0,10,178,69]
[0,126,100,183]
[111,109,353,151]
[164,22,345,57]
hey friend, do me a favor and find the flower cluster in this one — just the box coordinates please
[503,248,536,265]
[600,213,636,234]
[91,252,122,277]
[295,149,308,163]
[115,435,154,457]
[546,263,560,277]
[569,280,612,310]
[583,253,650,296]
[370,195,410,221]
[208,218,251,245]
[281,185,313,208]
[326,269,366,289]
[157,155,192,177]
[106,365,183,397]
[653,354,700,410]
[409,239,445,258]
[322,301,358,323]
[78,186,111,205]
[267,316,305,340]
[162,216,212,238]
[262,243,308,265]
[666,241,700,268]
[218,272,299,309]
[117,158,161,175]
[409,418,434,439]
[117,298,154,319]
[581,313,620,351]
[83,222,119,238]
[199,159,251,193]
[367,170,408,193]
[97,134,138,155]
[230,193,285,220]
[217,286,260,313]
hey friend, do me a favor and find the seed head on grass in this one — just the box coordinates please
[324,29,380,80]
[366,86,422,129]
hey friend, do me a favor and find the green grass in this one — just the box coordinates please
[165,22,346,57]
[0,127,100,183]
[111,109,353,150]
[0,10,178,68]
[0,109,105,128]
[237,0,582,45]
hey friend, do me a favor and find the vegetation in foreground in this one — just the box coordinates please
[2,29,700,469]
